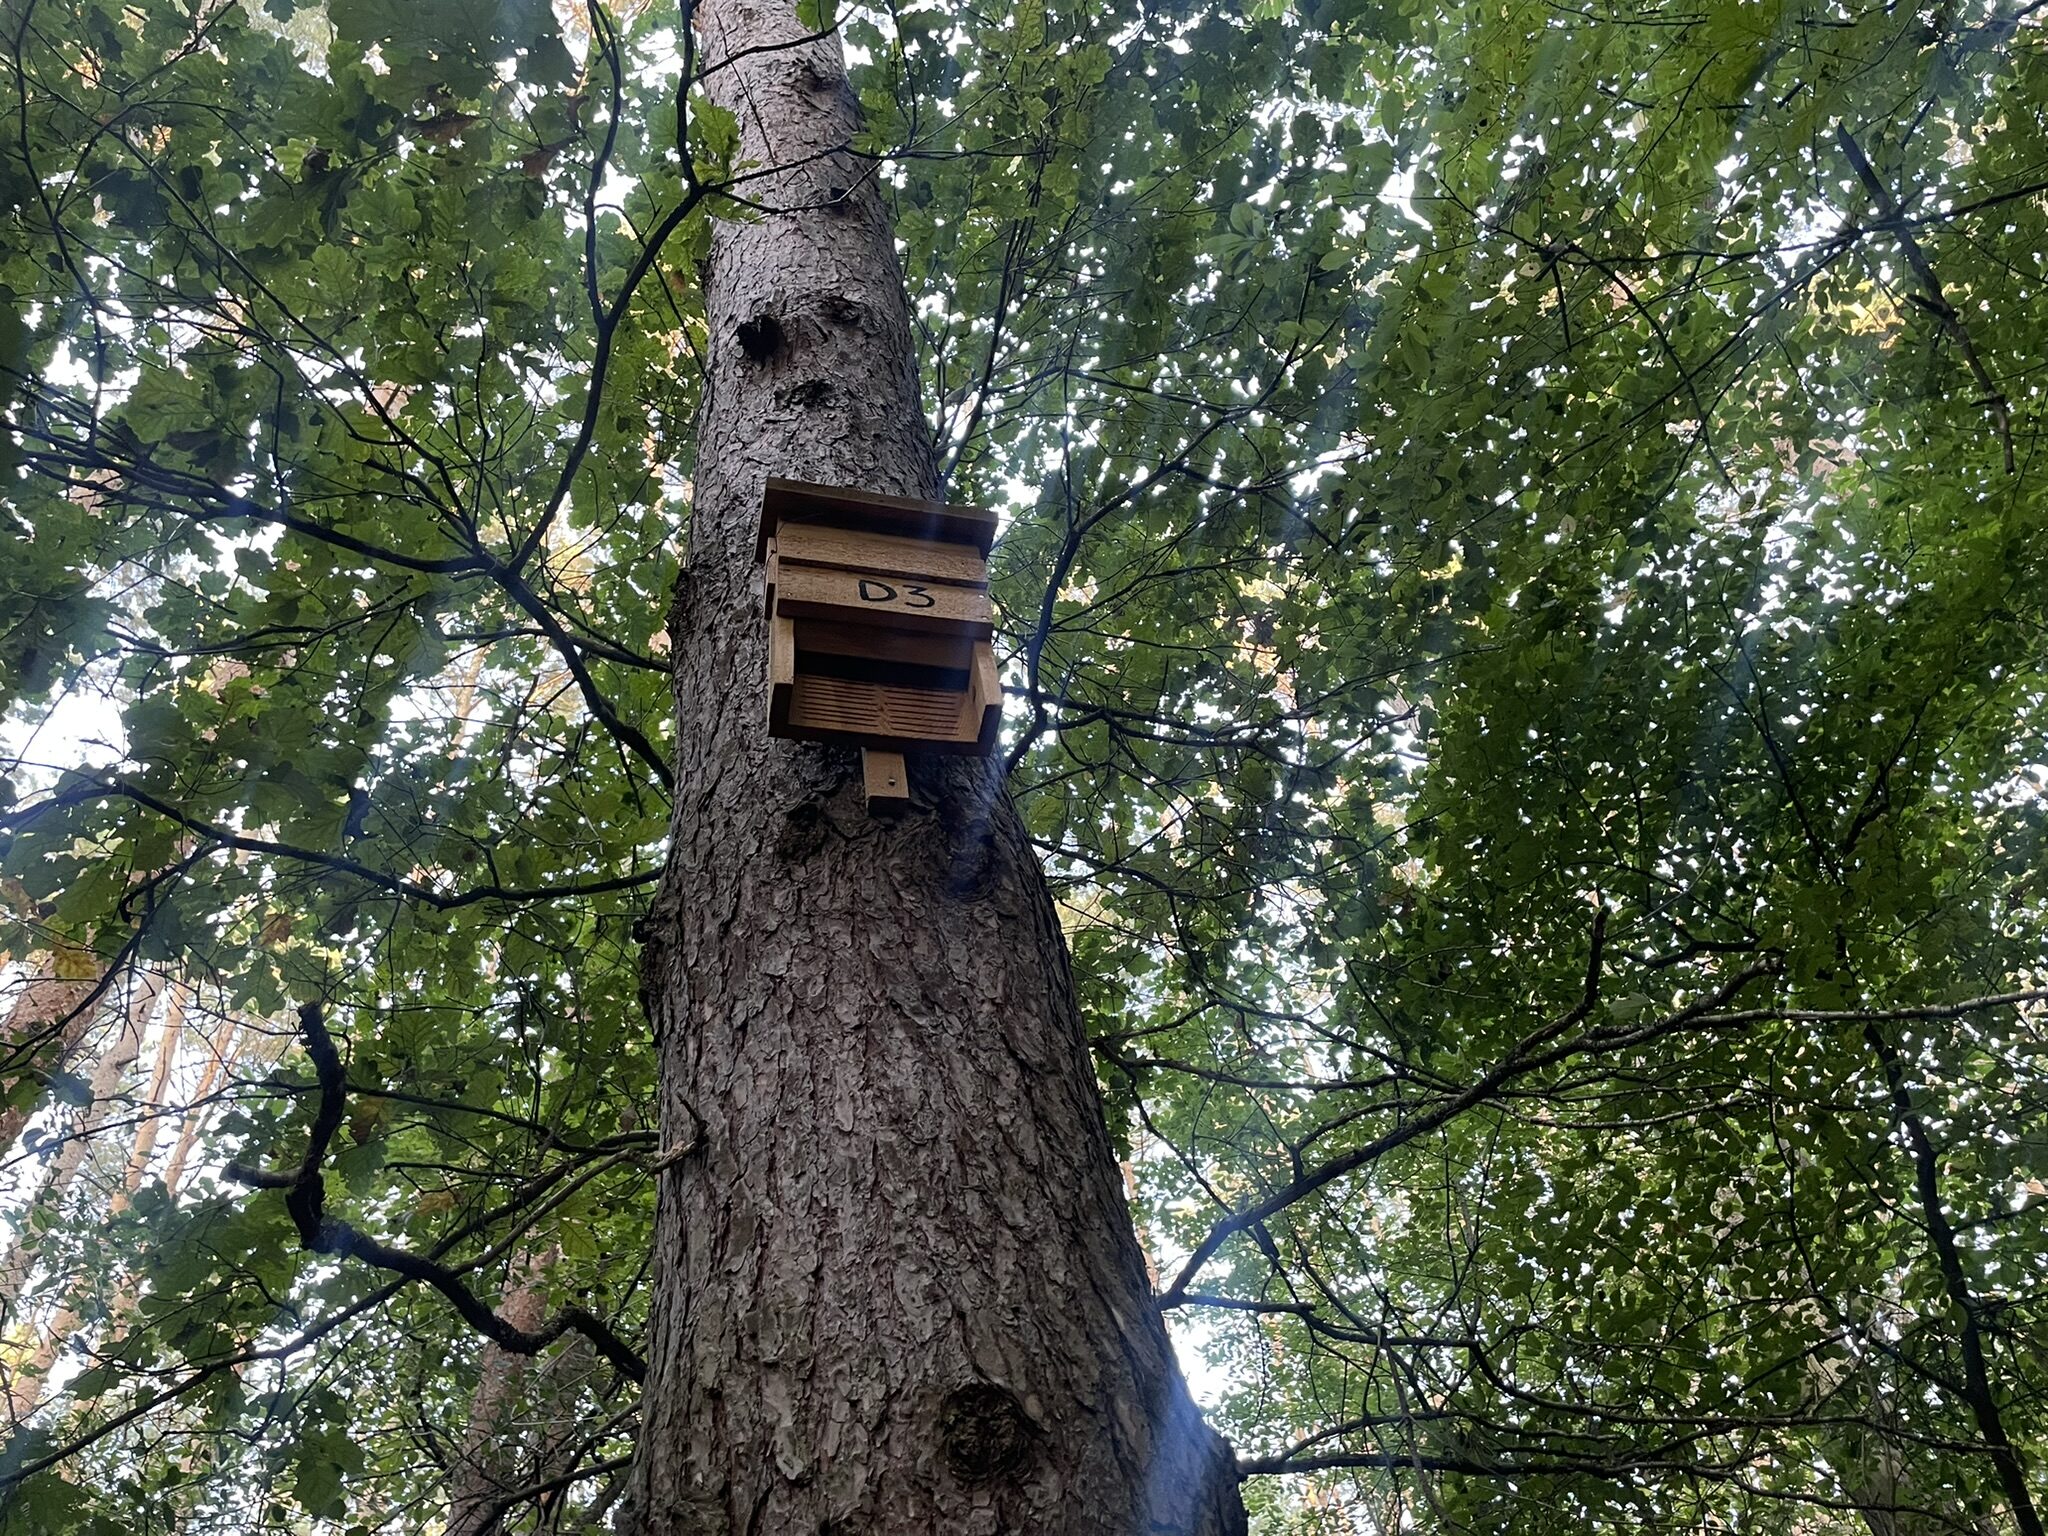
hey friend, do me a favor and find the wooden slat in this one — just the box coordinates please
[775,523,988,589]
[758,477,998,558]
[793,619,976,674]
[773,564,993,639]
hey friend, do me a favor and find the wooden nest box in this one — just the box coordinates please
[759,478,1000,806]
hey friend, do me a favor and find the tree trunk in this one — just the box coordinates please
[7,988,249,1430]
[0,945,105,1158]
[111,979,186,1215]
[1805,1353,2000,1536]
[623,7,1246,1533]
[446,1248,558,1536]
[157,1008,241,1197]
[1,966,155,1424]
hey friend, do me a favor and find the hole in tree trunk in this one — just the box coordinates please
[736,313,786,361]
[937,1383,1036,1483]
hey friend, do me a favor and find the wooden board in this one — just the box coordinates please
[862,749,909,809]
[758,477,998,559]
[794,619,976,674]
[767,612,798,732]
[764,536,986,621]
[775,523,989,588]
[966,642,1000,752]
[772,563,993,639]
[795,648,970,695]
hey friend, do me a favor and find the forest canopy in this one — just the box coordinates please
[2,0,2047,1532]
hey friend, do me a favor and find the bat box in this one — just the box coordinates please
[759,478,1001,756]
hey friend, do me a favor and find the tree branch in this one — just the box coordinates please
[1865,1020,2043,1536]
[1159,908,1612,1305]
[5,775,662,912]
[1837,124,2015,473]
[227,1003,648,1384]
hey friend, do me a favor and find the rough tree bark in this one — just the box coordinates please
[623,5,1247,1533]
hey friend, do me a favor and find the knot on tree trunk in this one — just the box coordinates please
[776,377,831,409]
[937,1383,1037,1483]
[821,293,868,327]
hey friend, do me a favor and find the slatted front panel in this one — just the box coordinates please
[787,675,975,743]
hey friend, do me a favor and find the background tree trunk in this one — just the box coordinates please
[1,967,155,1425]
[623,5,1246,1532]
[446,1248,558,1536]
[0,944,105,1158]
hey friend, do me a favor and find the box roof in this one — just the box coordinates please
[757,477,998,559]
